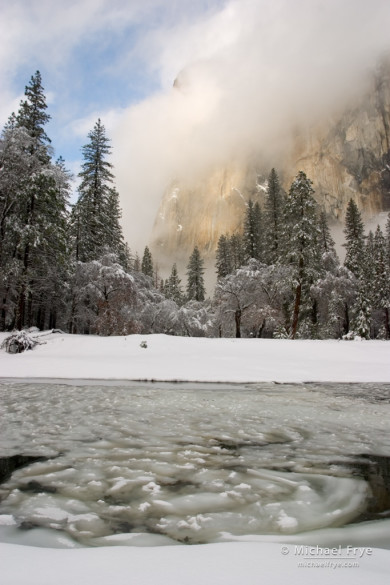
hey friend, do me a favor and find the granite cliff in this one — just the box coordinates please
[151,58,390,263]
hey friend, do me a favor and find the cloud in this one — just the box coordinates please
[70,108,127,139]
[112,0,390,249]
[0,0,177,127]
[1,0,390,253]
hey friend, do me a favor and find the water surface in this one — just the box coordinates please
[1,381,390,547]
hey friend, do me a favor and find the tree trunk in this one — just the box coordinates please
[257,319,266,338]
[343,302,350,335]
[1,288,10,330]
[385,307,390,340]
[16,283,26,331]
[26,289,33,328]
[235,309,242,338]
[291,282,301,339]
[49,308,57,330]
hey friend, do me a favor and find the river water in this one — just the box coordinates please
[0,380,390,548]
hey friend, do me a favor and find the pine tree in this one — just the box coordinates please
[373,225,390,337]
[243,200,263,262]
[386,212,390,268]
[133,252,141,272]
[353,288,371,339]
[228,233,245,270]
[264,168,284,264]
[282,171,322,338]
[342,200,372,338]
[343,199,365,278]
[141,246,153,277]
[106,187,127,266]
[186,246,206,302]
[165,263,184,305]
[16,70,51,162]
[215,234,233,279]
[0,72,70,330]
[71,119,126,264]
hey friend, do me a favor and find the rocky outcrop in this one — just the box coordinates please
[285,58,390,219]
[151,58,390,261]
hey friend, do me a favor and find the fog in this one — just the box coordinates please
[112,0,390,252]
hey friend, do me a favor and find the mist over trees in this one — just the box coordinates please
[1,73,389,340]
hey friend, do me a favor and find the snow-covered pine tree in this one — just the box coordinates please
[386,212,390,268]
[0,116,33,329]
[343,199,365,278]
[342,200,373,338]
[186,246,206,302]
[228,233,245,271]
[215,234,233,279]
[141,246,154,278]
[0,72,70,330]
[373,225,390,337]
[318,211,339,271]
[282,171,322,338]
[31,158,71,330]
[309,211,355,339]
[71,119,126,264]
[363,230,376,304]
[106,187,128,268]
[132,252,140,272]
[165,263,184,305]
[352,288,371,339]
[243,200,263,262]
[264,168,284,264]
[16,70,51,162]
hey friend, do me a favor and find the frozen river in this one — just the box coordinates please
[0,380,390,548]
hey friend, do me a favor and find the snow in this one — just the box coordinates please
[0,331,390,584]
[0,331,389,383]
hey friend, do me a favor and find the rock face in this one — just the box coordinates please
[151,59,390,262]
[284,59,390,220]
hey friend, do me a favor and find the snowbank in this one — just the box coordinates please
[2,540,389,585]
[0,331,389,383]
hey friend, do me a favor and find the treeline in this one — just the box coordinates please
[1,73,389,339]
[0,71,209,337]
[213,170,390,339]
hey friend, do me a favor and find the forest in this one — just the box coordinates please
[1,72,389,340]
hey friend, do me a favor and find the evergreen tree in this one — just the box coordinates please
[165,263,184,305]
[343,199,365,278]
[133,251,141,272]
[243,200,263,262]
[215,234,233,279]
[71,119,126,264]
[186,246,206,302]
[228,233,245,270]
[264,168,284,264]
[363,230,376,300]
[282,171,322,338]
[0,72,70,330]
[318,211,339,272]
[141,246,153,277]
[373,225,390,337]
[106,187,128,267]
[16,70,51,161]
[386,212,390,268]
[342,200,372,337]
[352,288,371,339]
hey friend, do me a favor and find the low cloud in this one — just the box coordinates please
[112,0,390,250]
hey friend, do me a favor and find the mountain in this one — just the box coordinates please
[151,57,390,265]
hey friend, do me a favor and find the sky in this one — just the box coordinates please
[1,0,390,252]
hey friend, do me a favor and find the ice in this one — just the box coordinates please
[0,515,16,526]
[0,380,390,547]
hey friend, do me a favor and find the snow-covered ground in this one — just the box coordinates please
[0,331,389,383]
[1,331,390,584]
